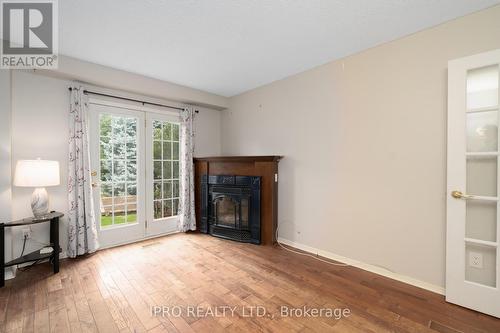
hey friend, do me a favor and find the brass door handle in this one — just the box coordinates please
[451,190,474,199]
[91,171,98,188]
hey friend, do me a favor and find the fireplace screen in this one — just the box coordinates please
[201,175,261,244]
[214,196,238,227]
[213,196,250,229]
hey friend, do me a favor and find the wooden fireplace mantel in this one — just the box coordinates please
[194,156,282,245]
[194,156,282,163]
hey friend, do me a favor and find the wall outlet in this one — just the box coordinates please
[469,251,483,269]
[22,228,31,240]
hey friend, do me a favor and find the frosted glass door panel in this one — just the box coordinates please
[466,157,497,196]
[467,65,499,110]
[466,111,498,152]
[466,201,497,242]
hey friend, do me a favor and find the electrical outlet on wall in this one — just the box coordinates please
[22,228,31,240]
[278,220,300,239]
[469,251,483,269]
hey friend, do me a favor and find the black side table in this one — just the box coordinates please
[0,211,63,287]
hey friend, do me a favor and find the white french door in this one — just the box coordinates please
[447,49,500,317]
[145,112,180,236]
[89,100,181,248]
[89,103,146,248]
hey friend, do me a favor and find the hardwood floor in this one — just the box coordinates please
[0,233,499,333]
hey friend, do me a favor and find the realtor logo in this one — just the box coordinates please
[1,0,58,68]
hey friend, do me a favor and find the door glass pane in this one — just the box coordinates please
[126,205,137,223]
[153,121,162,140]
[151,119,181,220]
[153,142,162,159]
[173,199,179,216]
[163,141,172,160]
[114,205,126,224]
[173,142,179,160]
[173,162,179,179]
[100,160,112,182]
[466,156,497,196]
[172,124,179,141]
[113,161,126,181]
[153,161,162,179]
[99,114,138,228]
[114,182,126,202]
[466,111,498,152]
[172,180,179,198]
[164,180,172,199]
[164,200,173,217]
[163,161,172,179]
[154,201,162,219]
[127,161,137,181]
[127,183,137,200]
[100,136,112,159]
[154,182,162,200]
[101,206,112,227]
[466,201,497,242]
[126,142,137,159]
[467,65,499,110]
[465,243,496,288]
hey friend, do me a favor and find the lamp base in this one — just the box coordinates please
[31,188,49,218]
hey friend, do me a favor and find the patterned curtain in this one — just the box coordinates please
[67,86,99,257]
[179,107,196,232]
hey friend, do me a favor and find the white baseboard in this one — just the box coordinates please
[277,237,445,295]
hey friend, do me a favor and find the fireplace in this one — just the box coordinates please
[200,175,261,244]
[195,156,281,245]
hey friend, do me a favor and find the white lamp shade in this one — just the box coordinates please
[14,160,60,187]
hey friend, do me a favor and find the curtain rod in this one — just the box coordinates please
[68,87,198,113]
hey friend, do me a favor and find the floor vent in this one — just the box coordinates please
[141,241,161,248]
[429,321,463,333]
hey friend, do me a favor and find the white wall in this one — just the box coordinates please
[10,71,221,257]
[194,106,222,157]
[39,56,228,110]
[11,72,71,257]
[221,6,500,289]
[0,70,12,267]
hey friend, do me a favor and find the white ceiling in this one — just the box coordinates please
[60,0,500,97]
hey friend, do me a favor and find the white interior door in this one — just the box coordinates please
[89,103,146,248]
[145,112,180,236]
[447,49,500,317]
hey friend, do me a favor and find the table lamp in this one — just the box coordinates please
[14,159,60,218]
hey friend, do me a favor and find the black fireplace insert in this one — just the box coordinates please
[200,175,261,244]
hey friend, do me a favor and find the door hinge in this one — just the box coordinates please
[145,220,148,229]
[275,173,278,182]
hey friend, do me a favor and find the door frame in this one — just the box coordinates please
[446,48,500,317]
[88,97,182,249]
